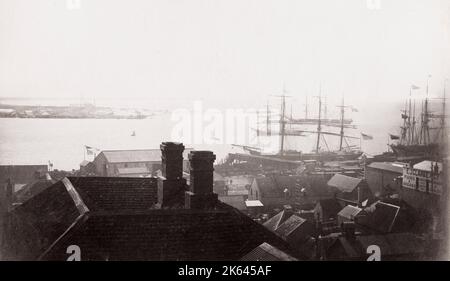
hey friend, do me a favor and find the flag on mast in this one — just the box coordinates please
[411,84,420,90]
[85,145,99,156]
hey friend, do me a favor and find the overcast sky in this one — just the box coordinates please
[0,0,449,110]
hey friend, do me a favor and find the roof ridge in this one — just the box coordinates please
[61,177,90,215]
[38,212,89,260]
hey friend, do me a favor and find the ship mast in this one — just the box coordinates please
[412,97,416,144]
[315,84,322,153]
[442,83,446,144]
[408,87,412,145]
[273,87,291,155]
[266,101,271,136]
[256,109,260,141]
[305,94,308,119]
[423,76,431,145]
[279,92,286,155]
[339,97,345,151]
[400,98,408,145]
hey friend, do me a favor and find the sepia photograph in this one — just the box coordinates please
[0,0,449,270]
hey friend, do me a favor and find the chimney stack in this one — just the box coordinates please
[341,221,356,240]
[161,142,184,180]
[157,142,187,208]
[185,151,218,209]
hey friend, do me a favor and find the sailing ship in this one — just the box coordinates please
[241,86,363,162]
[390,81,447,161]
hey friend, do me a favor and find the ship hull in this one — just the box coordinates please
[390,143,440,158]
[259,150,363,162]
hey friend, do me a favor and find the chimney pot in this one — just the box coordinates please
[188,151,216,195]
[160,142,185,180]
[157,142,187,208]
[185,150,217,209]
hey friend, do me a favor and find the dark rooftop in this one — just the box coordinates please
[328,233,426,260]
[6,176,292,261]
[357,201,400,233]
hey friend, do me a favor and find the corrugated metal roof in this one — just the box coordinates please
[99,148,193,163]
[367,162,405,174]
[327,174,362,192]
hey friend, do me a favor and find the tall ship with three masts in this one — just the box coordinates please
[390,80,447,162]
[238,86,363,162]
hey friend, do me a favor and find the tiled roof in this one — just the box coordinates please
[66,177,157,212]
[218,195,246,210]
[41,205,291,261]
[263,210,293,232]
[327,174,362,193]
[7,181,83,260]
[338,205,362,220]
[99,148,193,163]
[367,162,405,174]
[275,214,309,238]
[7,177,292,261]
[240,242,298,261]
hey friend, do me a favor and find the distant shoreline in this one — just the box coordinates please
[0,103,156,119]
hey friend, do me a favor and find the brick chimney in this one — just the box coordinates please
[341,221,356,240]
[157,142,187,208]
[185,151,218,209]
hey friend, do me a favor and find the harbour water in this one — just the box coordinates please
[0,98,410,171]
